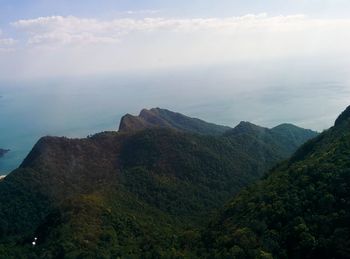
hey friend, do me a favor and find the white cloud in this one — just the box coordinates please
[8,14,311,45]
[0,38,16,45]
[12,16,122,45]
[0,30,16,52]
[1,14,349,79]
[124,9,161,15]
[11,14,350,48]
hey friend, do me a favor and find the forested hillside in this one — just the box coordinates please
[0,109,317,258]
[201,106,350,258]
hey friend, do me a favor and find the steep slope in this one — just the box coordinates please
[119,108,231,135]
[202,107,350,259]
[0,109,317,258]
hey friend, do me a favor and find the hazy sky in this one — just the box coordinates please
[0,0,350,131]
[0,1,349,78]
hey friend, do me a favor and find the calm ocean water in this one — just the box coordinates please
[0,73,226,174]
[0,69,348,174]
[0,79,121,173]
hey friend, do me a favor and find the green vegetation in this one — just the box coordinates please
[119,107,231,135]
[0,109,318,258]
[201,107,350,258]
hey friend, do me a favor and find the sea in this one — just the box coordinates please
[0,67,348,174]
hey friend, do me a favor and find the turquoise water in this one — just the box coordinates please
[0,79,122,173]
[0,73,226,173]
[0,69,348,174]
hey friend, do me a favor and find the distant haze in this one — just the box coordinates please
[1,0,350,172]
[0,66,348,173]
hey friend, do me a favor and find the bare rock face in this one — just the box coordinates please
[118,113,150,132]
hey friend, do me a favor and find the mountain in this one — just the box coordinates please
[0,109,317,258]
[201,106,350,258]
[270,123,319,151]
[224,121,318,163]
[226,122,317,146]
[119,107,231,135]
[0,149,9,158]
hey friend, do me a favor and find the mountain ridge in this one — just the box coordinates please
[0,108,318,258]
[119,107,231,135]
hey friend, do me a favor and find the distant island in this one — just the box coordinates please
[0,148,9,158]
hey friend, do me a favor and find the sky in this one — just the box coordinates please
[1,0,350,78]
[0,0,350,131]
